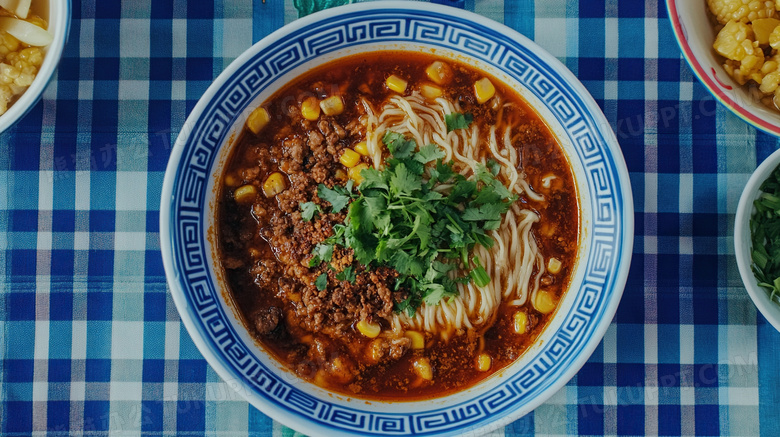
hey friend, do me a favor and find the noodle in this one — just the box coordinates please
[367,92,546,336]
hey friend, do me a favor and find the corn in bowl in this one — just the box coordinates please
[0,6,52,116]
[707,0,780,110]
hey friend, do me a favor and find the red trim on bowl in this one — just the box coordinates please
[710,67,732,90]
[667,0,780,136]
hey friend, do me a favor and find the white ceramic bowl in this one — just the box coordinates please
[667,0,780,136]
[0,0,70,133]
[735,148,780,332]
[160,2,634,436]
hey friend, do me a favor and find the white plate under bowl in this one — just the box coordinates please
[160,2,634,436]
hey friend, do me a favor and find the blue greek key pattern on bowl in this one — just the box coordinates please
[167,7,629,436]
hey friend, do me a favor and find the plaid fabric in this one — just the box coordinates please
[2,0,778,435]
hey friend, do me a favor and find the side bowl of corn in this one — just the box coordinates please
[0,0,70,134]
[667,0,780,136]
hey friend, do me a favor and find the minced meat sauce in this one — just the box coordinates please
[217,52,579,399]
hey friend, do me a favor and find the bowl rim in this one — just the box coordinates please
[666,0,780,137]
[0,0,71,132]
[734,148,780,332]
[160,2,634,435]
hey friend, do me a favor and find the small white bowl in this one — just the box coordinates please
[667,0,780,136]
[735,148,780,332]
[0,0,70,133]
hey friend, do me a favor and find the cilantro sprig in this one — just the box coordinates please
[445,112,474,132]
[751,164,780,306]
[310,131,516,316]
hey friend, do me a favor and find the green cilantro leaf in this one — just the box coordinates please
[383,131,416,159]
[318,183,351,213]
[414,144,446,164]
[335,265,357,283]
[300,201,321,221]
[390,162,422,196]
[315,273,328,291]
[487,159,501,176]
[462,203,508,222]
[359,167,388,190]
[445,112,474,132]
[309,243,334,267]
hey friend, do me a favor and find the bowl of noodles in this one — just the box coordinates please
[160,2,633,435]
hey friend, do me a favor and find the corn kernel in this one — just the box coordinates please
[386,74,408,93]
[340,148,361,168]
[262,172,287,197]
[547,258,562,274]
[320,95,344,116]
[14,73,32,87]
[224,174,240,187]
[301,96,320,121]
[413,357,433,381]
[246,106,270,134]
[233,185,257,204]
[23,48,42,68]
[356,320,381,338]
[474,77,496,104]
[513,311,527,334]
[752,18,780,44]
[476,353,492,372]
[420,82,443,100]
[405,331,425,350]
[354,141,369,156]
[708,0,776,24]
[534,290,556,314]
[2,33,19,52]
[348,163,369,185]
[425,61,452,85]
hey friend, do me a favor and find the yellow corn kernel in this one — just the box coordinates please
[301,96,320,121]
[547,257,562,274]
[405,331,425,350]
[753,18,780,44]
[474,77,495,104]
[386,74,408,93]
[340,148,361,168]
[534,290,556,314]
[356,320,381,338]
[23,47,43,68]
[425,61,452,85]
[353,141,369,156]
[320,95,344,116]
[233,185,257,204]
[513,311,528,334]
[262,172,287,197]
[413,357,433,381]
[334,168,347,182]
[1,33,19,52]
[348,163,369,185]
[224,174,240,187]
[420,82,443,100]
[476,353,492,372]
[246,106,270,134]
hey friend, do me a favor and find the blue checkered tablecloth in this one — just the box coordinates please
[2,0,779,435]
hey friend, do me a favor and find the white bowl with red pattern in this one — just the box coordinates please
[667,0,780,136]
